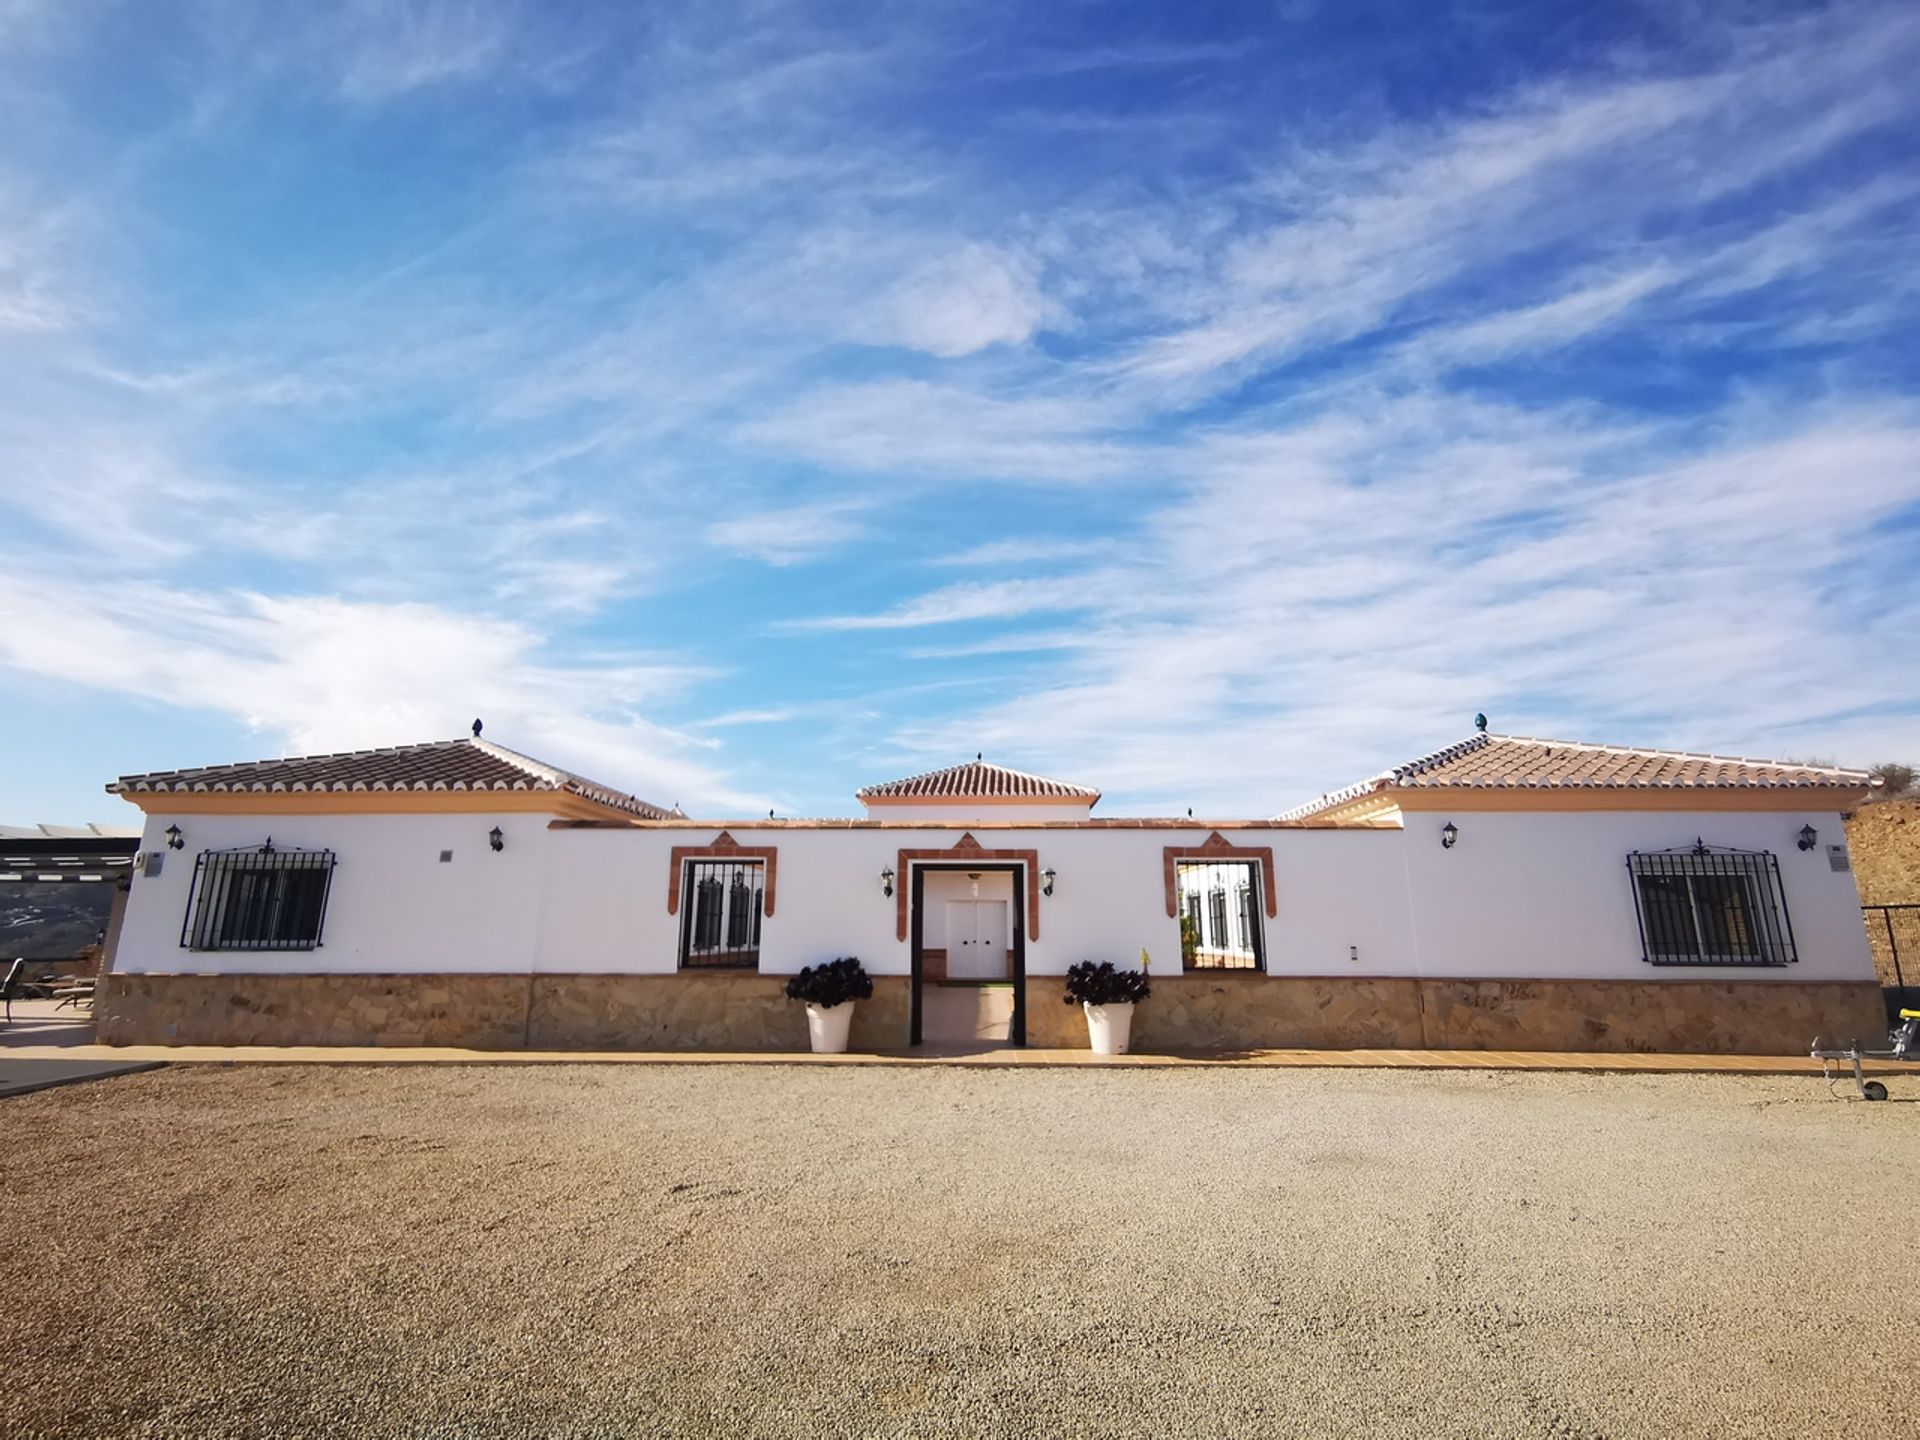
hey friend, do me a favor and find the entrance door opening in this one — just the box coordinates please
[909,863,1026,1046]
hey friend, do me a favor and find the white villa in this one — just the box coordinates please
[93,726,1888,1054]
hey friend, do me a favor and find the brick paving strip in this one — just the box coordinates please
[3,1040,1917,1076]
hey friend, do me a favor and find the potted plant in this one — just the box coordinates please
[1064,952,1152,1055]
[784,957,874,1054]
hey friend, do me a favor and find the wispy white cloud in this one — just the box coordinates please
[847,242,1055,357]
[706,501,870,566]
[324,0,516,101]
[778,576,1110,632]
[0,569,768,811]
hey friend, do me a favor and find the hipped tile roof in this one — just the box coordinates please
[1277,733,1872,820]
[108,737,682,820]
[857,759,1100,803]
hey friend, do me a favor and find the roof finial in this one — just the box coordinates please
[471,717,484,738]
[1474,712,1488,733]
[976,751,982,762]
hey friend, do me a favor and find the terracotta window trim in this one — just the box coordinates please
[896,832,1041,942]
[666,831,779,917]
[1162,831,1277,919]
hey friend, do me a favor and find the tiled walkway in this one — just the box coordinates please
[6,1000,1915,1077]
[3,1036,1916,1077]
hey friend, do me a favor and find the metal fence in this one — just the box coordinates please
[1627,845,1796,967]
[679,859,763,969]
[1863,903,1919,988]
[181,844,336,951]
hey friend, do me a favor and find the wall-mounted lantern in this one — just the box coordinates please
[488,825,505,853]
[1440,821,1459,850]
[164,824,185,851]
[1797,824,1818,852]
[879,866,895,898]
[1041,866,1057,897]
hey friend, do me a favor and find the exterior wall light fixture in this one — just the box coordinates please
[164,824,185,851]
[1797,824,1818,852]
[1041,867,1056,897]
[1440,821,1459,850]
[489,825,505,853]
[879,866,895,898]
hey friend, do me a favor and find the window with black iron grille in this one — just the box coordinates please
[1627,844,1796,967]
[1176,859,1265,971]
[180,843,336,951]
[680,859,764,968]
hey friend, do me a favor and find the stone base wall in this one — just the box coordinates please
[99,971,1885,1055]
[1024,975,1426,1050]
[528,975,909,1051]
[1024,975,1887,1055]
[97,973,911,1051]
[97,973,531,1049]
[1416,978,1886,1053]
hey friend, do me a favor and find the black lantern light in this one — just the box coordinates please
[1440,821,1459,850]
[1041,867,1056,897]
[488,825,505,852]
[879,866,895,898]
[164,824,185,851]
[1797,824,1818,852]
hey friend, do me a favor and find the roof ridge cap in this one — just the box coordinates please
[467,736,568,789]
[111,735,473,788]
[1484,733,1866,777]
[856,757,1100,799]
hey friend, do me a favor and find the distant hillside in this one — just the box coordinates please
[1846,798,1920,990]
[0,883,114,960]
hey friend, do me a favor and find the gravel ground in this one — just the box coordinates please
[5,1064,1918,1439]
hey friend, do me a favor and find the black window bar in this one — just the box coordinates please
[679,859,763,969]
[181,842,336,951]
[1627,843,1796,967]
[1176,859,1266,971]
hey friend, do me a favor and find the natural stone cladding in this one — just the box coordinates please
[527,974,909,1051]
[98,972,1881,1055]
[97,973,529,1049]
[1025,974,1886,1055]
[1024,976,1426,1051]
[98,973,912,1051]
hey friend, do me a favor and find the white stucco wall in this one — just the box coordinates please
[1396,808,1874,981]
[112,810,560,975]
[110,806,1875,985]
[531,824,1416,978]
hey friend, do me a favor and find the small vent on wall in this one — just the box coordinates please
[142,852,164,878]
[439,850,454,863]
[1827,844,1850,873]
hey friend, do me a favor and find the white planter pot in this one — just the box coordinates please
[805,1001,855,1054]
[1083,1001,1135,1056]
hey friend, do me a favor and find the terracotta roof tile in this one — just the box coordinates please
[107,737,681,820]
[1278,733,1871,819]
[857,759,1099,803]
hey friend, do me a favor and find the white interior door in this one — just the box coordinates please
[946,899,1008,979]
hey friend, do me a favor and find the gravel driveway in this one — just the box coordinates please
[5,1064,1916,1438]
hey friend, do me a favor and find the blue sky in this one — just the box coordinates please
[2,0,1918,823]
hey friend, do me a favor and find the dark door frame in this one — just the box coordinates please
[908,861,1026,1047]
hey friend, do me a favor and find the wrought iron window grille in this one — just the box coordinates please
[1175,859,1266,971]
[1627,844,1796,967]
[679,859,764,969]
[180,843,337,951]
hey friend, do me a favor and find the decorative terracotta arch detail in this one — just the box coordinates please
[667,831,779,916]
[1162,831,1277,918]
[896,831,1041,942]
